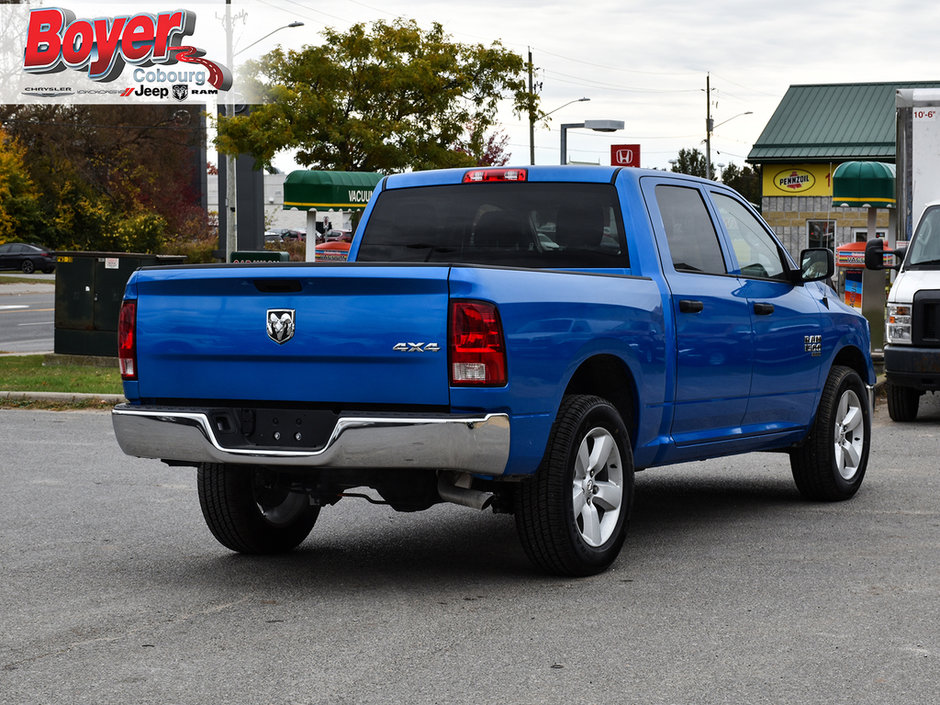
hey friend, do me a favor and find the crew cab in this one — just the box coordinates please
[112,166,875,576]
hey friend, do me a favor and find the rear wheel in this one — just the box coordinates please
[790,366,870,501]
[886,382,920,422]
[197,463,319,553]
[516,395,634,576]
[21,259,35,274]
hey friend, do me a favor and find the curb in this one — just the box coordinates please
[0,390,125,403]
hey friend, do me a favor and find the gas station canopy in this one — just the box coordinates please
[283,170,384,212]
[831,161,896,209]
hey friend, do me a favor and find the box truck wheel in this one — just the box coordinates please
[790,365,870,501]
[197,463,319,554]
[886,382,920,422]
[515,395,634,576]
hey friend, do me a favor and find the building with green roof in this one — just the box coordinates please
[746,81,940,257]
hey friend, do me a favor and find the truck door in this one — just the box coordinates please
[708,190,824,429]
[647,181,754,444]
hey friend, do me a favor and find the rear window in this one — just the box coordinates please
[357,182,628,268]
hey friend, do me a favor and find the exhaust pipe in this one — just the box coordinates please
[437,472,493,511]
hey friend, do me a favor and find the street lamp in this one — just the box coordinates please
[222,18,304,262]
[235,21,304,57]
[560,119,624,165]
[705,110,752,180]
[530,97,590,165]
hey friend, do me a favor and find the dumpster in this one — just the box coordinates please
[54,251,186,357]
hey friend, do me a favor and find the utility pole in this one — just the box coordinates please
[705,73,714,180]
[223,0,237,262]
[528,48,535,165]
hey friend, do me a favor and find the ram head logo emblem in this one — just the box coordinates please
[266,309,295,344]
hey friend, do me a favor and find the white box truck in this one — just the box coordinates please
[865,89,940,420]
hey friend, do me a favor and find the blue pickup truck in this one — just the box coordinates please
[112,166,875,576]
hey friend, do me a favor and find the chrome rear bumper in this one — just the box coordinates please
[111,404,510,475]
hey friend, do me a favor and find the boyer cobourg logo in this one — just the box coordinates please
[21,7,232,91]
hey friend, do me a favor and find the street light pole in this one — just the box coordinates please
[220,13,303,262]
[234,21,304,57]
[704,77,752,179]
[531,97,590,165]
[560,119,624,165]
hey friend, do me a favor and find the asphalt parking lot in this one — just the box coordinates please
[1,396,937,705]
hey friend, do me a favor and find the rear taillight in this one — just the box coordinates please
[118,300,137,380]
[449,300,507,386]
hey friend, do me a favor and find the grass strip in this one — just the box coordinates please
[0,354,123,395]
[0,398,117,411]
[0,276,54,286]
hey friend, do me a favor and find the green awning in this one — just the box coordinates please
[283,170,384,211]
[832,161,896,208]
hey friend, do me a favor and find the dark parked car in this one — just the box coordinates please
[264,228,304,244]
[0,242,56,273]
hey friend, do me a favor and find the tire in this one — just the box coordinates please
[790,365,870,501]
[21,259,35,274]
[886,382,920,422]
[515,395,634,576]
[197,463,319,554]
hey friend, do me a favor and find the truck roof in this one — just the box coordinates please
[379,165,708,191]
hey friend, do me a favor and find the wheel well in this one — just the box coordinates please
[832,345,869,382]
[563,355,637,444]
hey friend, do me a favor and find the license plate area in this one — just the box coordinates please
[208,408,339,450]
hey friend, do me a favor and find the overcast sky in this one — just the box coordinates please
[224,0,940,172]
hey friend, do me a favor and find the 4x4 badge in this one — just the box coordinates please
[267,309,295,344]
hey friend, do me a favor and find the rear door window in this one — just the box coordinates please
[357,182,628,268]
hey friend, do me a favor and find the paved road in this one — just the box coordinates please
[0,274,55,354]
[1,397,938,704]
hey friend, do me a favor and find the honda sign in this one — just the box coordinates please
[611,144,640,167]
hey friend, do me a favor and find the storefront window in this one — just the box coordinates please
[852,228,886,242]
[808,220,835,250]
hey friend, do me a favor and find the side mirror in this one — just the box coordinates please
[865,238,904,270]
[799,248,834,283]
[865,238,885,270]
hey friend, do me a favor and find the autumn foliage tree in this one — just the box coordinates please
[216,19,537,173]
[0,127,43,243]
[0,104,212,254]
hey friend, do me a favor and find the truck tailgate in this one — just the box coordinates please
[130,265,451,405]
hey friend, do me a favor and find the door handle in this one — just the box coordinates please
[753,302,775,315]
[679,299,704,313]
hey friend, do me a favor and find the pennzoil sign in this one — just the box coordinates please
[772,168,816,194]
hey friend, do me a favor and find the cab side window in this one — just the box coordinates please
[712,193,786,279]
[656,184,727,274]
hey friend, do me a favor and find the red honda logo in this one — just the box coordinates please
[611,144,640,167]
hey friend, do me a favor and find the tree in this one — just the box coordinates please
[215,19,537,173]
[454,123,511,167]
[0,128,43,242]
[0,104,211,252]
[719,162,761,206]
[670,147,710,179]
